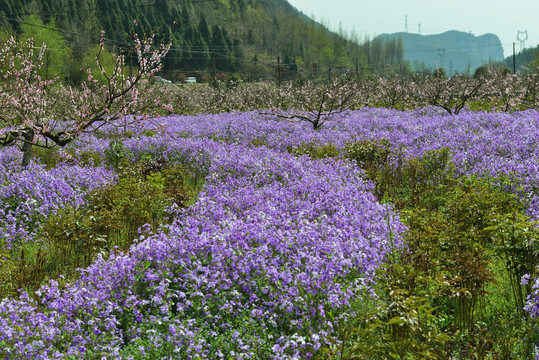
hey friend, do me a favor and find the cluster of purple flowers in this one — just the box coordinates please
[523,274,539,315]
[0,132,405,358]
[137,108,539,217]
[4,107,539,358]
[0,155,115,249]
[523,274,539,359]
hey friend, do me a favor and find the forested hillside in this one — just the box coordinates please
[0,0,411,83]
[504,44,539,73]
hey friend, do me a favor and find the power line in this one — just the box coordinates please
[2,15,85,38]
[2,14,301,67]
[0,15,288,67]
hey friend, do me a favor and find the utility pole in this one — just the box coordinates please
[129,52,133,79]
[277,56,281,86]
[418,23,421,35]
[211,51,217,87]
[513,43,517,75]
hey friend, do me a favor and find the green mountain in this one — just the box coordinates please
[377,30,504,74]
[0,0,372,82]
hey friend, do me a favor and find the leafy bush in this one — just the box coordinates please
[104,139,133,170]
[344,138,392,166]
[288,142,340,159]
[0,159,192,297]
[39,160,190,273]
[343,139,394,197]
[226,73,242,88]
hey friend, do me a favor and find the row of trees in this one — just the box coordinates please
[1,29,537,168]
[159,64,539,128]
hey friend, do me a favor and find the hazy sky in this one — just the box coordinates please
[286,0,539,58]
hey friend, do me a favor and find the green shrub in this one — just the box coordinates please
[249,137,268,148]
[328,170,537,359]
[104,139,132,171]
[76,150,103,167]
[3,160,193,294]
[226,73,242,88]
[485,211,539,312]
[288,142,340,159]
[32,146,70,169]
[343,138,392,166]
[0,243,50,298]
[320,260,452,360]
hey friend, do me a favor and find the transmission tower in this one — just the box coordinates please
[418,23,421,35]
[517,30,528,52]
[438,48,445,69]
[405,15,408,33]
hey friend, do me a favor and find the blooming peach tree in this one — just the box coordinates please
[0,30,171,166]
[263,78,370,130]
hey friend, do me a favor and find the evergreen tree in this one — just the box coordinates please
[232,38,243,72]
[159,0,171,23]
[184,24,195,46]
[211,25,228,71]
[192,29,210,69]
[0,0,14,30]
[198,14,210,46]
[2,0,378,80]
[169,5,181,24]
[180,5,190,32]
[0,0,13,15]
[211,25,226,49]
[237,0,246,15]
[40,2,52,23]
[247,28,254,45]
[221,27,233,48]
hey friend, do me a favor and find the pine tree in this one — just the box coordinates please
[236,0,246,15]
[211,25,228,71]
[0,0,13,16]
[221,27,232,48]
[192,29,210,69]
[180,5,190,32]
[232,38,242,72]
[159,0,171,23]
[198,14,210,46]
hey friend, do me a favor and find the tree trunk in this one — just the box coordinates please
[21,129,34,167]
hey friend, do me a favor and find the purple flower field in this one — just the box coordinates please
[131,107,539,217]
[2,107,539,358]
[0,158,116,250]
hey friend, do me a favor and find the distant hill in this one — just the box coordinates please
[377,31,504,74]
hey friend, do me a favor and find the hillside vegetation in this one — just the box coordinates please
[0,0,417,83]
